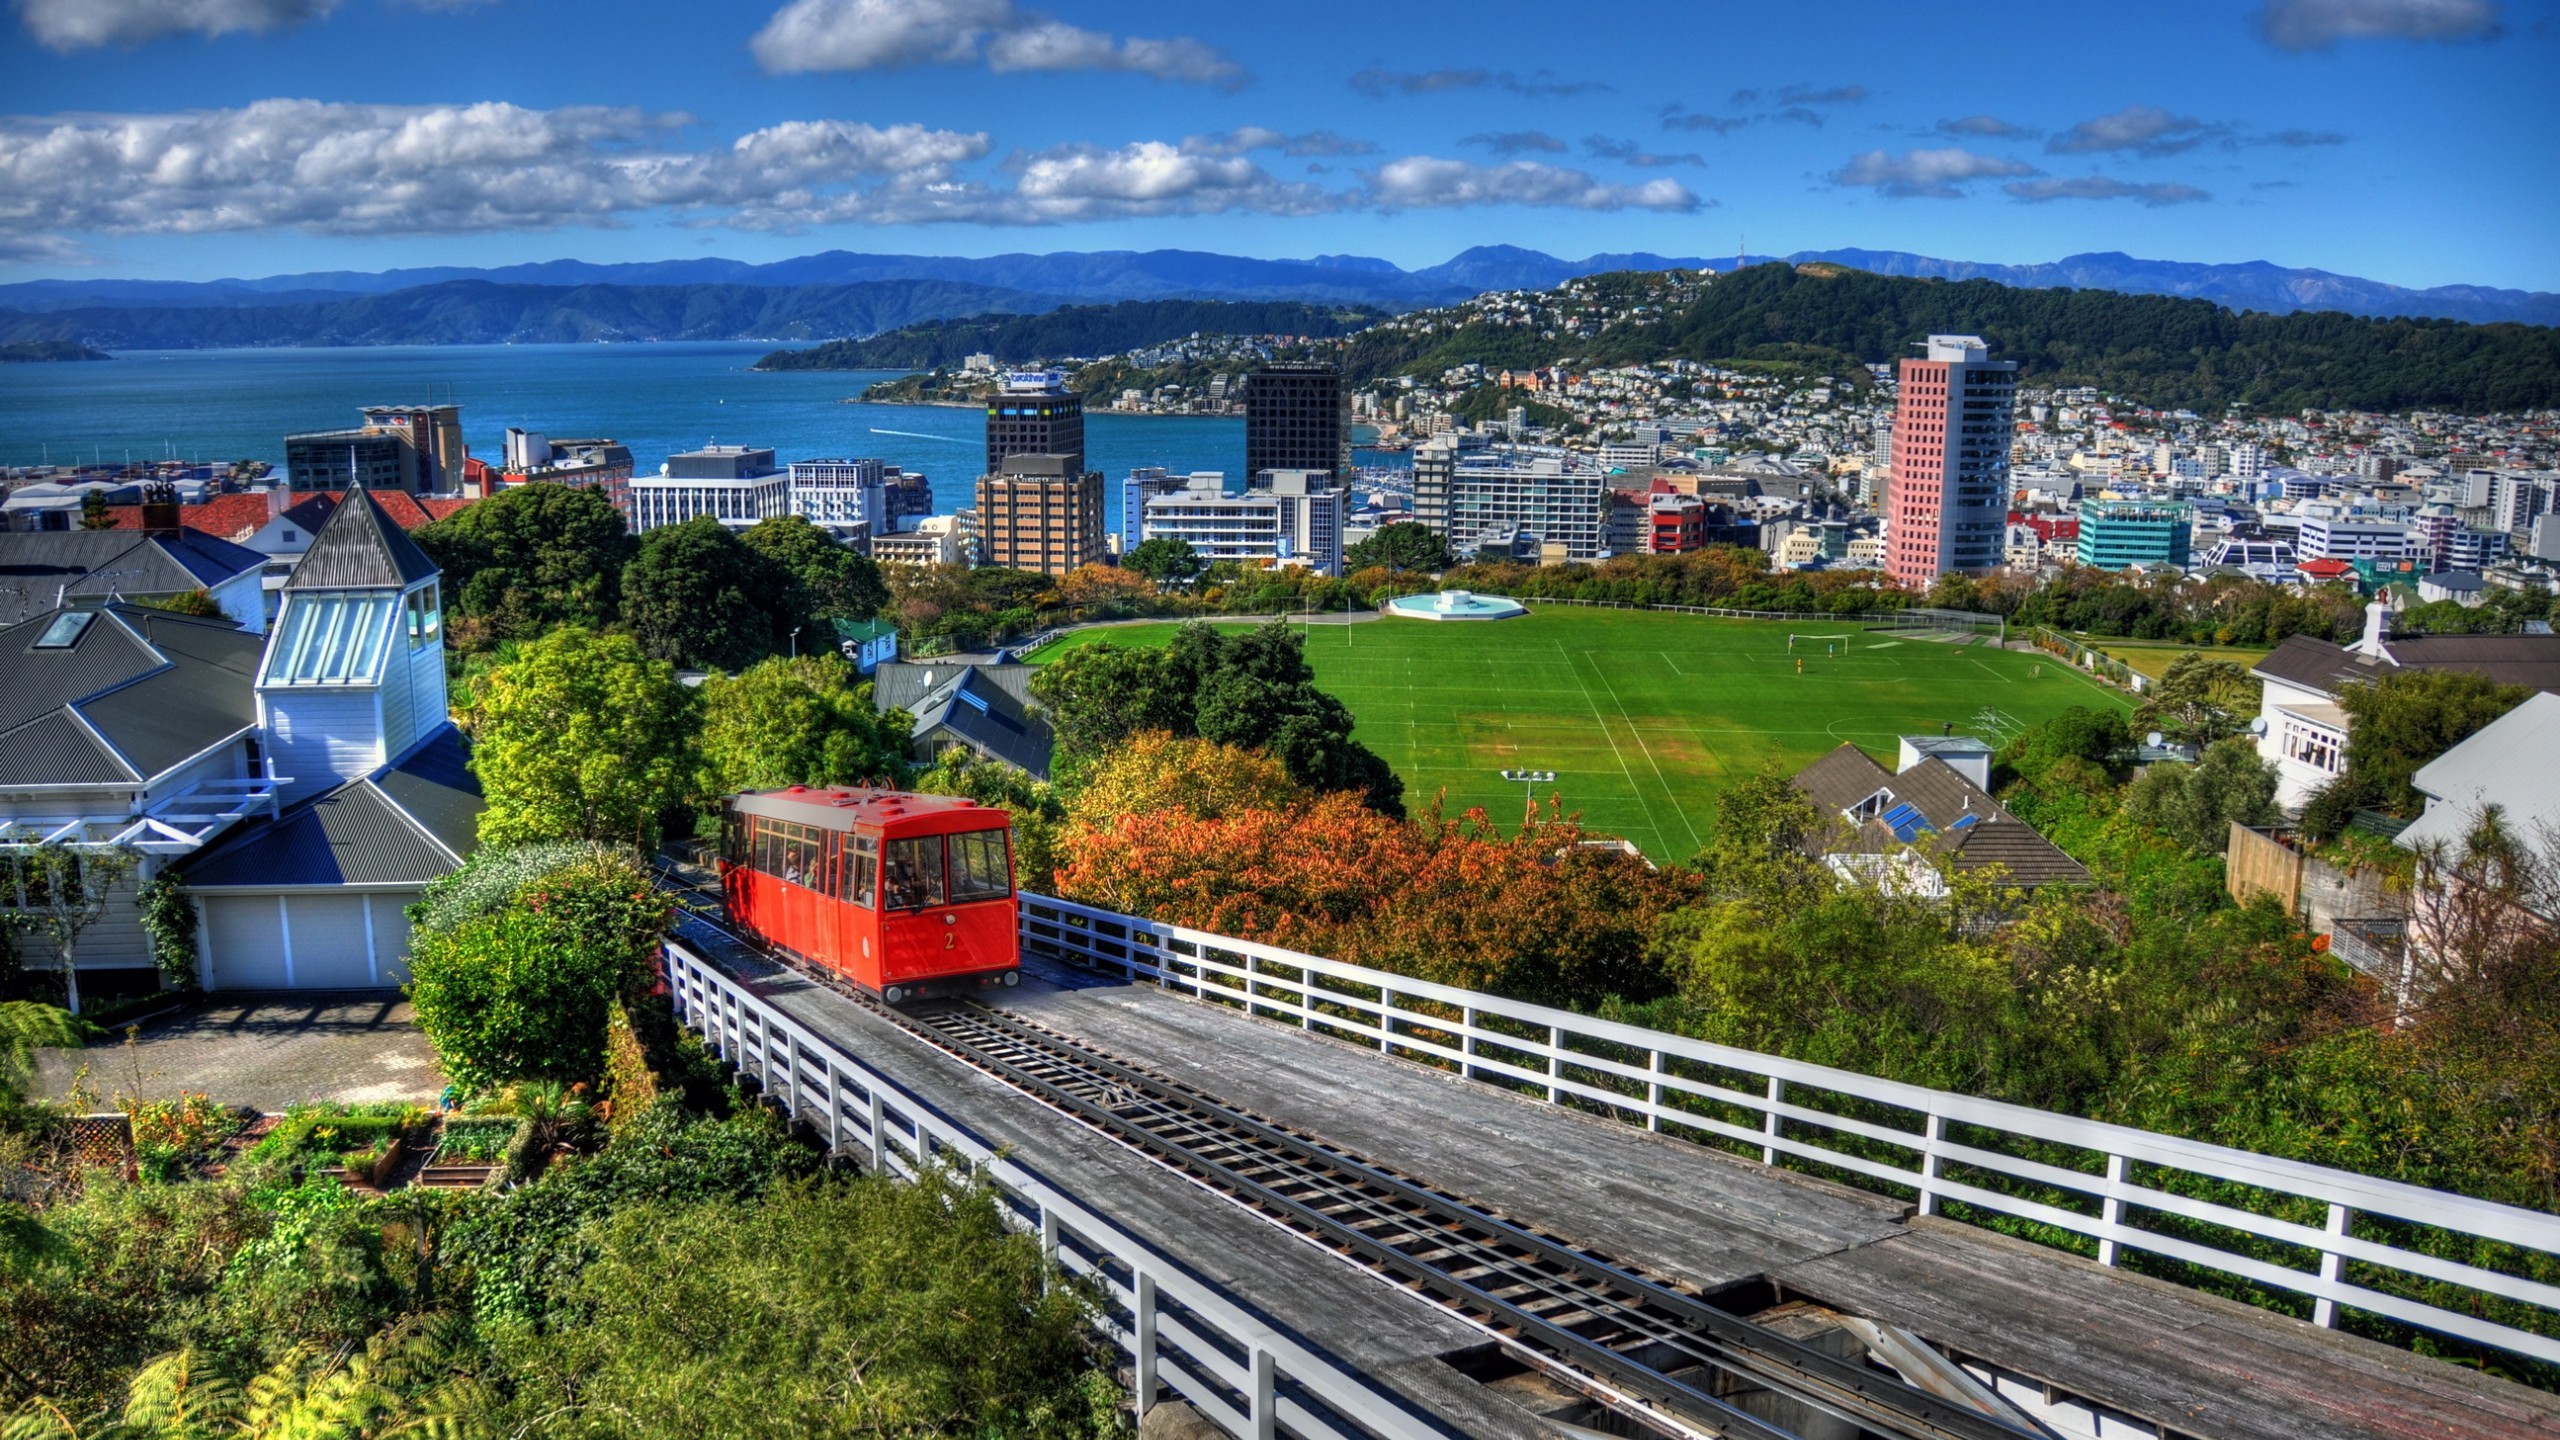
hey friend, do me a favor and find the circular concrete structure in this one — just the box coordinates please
[1384,589,1528,621]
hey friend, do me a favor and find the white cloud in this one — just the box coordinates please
[1363,157,1700,212]
[2005,176,2210,206]
[1180,127,1374,158]
[750,0,1244,87]
[2255,0,2500,49]
[0,102,992,240]
[15,0,335,50]
[1832,148,2037,198]
[2048,105,2220,156]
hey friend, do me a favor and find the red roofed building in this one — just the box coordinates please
[2295,557,2356,586]
[105,488,472,622]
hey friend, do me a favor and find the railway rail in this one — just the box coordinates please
[666,875,2049,1440]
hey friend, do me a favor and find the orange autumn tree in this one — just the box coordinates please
[1054,793,1697,1006]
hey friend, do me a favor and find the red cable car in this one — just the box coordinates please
[718,786,1021,1002]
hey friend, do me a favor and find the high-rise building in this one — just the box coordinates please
[360,406,467,493]
[984,372,1084,476]
[788,457,884,542]
[284,403,466,494]
[1139,470,1343,575]
[1122,467,1216,553]
[1412,442,1607,561]
[2074,499,2193,570]
[1884,336,2016,587]
[975,454,1106,576]
[1244,361,1350,482]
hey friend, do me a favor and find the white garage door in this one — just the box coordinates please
[204,895,289,990]
[368,896,416,986]
[285,895,374,989]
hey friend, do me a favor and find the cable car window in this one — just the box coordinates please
[782,823,820,888]
[841,834,877,906]
[754,818,781,877]
[883,837,945,910]
[947,830,1012,902]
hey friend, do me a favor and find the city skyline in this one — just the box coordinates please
[2,0,2555,292]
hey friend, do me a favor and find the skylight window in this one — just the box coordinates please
[261,591,394,685]
[32,611,95,649]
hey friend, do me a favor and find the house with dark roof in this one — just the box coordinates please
[0,489,265,631]
[0,486,480,1005]
[1790,742,2090,891]
[2252,599,2560,810]
[870,661,1053,779]
[103,487,472,624]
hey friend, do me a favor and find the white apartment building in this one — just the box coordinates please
[872,514,972,567]
[2293,507,2417,563]
[1413,442,1608,560]
[1121,468,1221,552]
[787,457,884,541]
[1140,470,1343,575]
[629,445,787,533]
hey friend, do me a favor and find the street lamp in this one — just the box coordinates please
[1498,769,1556,820]
[789,626,801,660]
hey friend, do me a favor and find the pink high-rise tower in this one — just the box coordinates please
[1885,336,2017,589]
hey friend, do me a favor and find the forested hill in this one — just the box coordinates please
[1337,264,2560,413]
[755,299,1389,371]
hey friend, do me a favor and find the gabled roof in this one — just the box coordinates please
[874,662,1052,779]
[2398,691,2560,884]
[101,492,277,543]
[0,604,261,789]
[0,529,264,626]
[1791,743,2089,888]
[284,486,441,591]
[2252,630,2560,698]
[181,725,482,888]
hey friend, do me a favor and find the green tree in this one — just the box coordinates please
[1121,536,1202,587]
[619,519,801,673]
[461,629,700,848]
[2131,652,2261,746]
[133,590,225,621]
[910,749,1067,892]
[405,850,666,1089]
[739,515,888,622]
[1,1001,82,1111]
[77,490,111,531]
[2121,738,2284,853]
[2332,668,2530,818]
[413,483,633,648]
[1345,522,1452,574]
[477,1171,1122,1440]
[696,654,912,799]
[0,841,140,1016]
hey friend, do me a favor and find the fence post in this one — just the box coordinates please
[1461,1007,1478,1081]
[1245,951,1260,1020]
[1762,1076,1785,1165]
[1647,1049,1664,1133]
[1134,1271,1159,1418]
[1250,1347,1277,1440]
[1378,988,1394,1054]
[1917,1112,1945,1217]
[1039,1206,1060,1291]
[2315,1203,2352,1327]
[1547,1026,1563,1104]
[867,1088,887,1173]
[2097,1153,2129,1266]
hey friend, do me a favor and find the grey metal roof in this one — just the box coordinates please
[0,531,263,626]
[370,727,482,861]
[0,604,263,790]
[2252,630,2560,697]
[181,724,482,888]
[872,661,1038,713]
[877,663,1052,779]
[1791,743,2088,888]
[283,486,440,591]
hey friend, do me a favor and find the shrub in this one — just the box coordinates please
[433,1116,521,1163]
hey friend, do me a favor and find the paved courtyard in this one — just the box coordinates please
[33,994,445,1113]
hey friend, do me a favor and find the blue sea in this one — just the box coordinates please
[0,342,1402,534]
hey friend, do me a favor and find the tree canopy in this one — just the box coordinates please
[1121,536,1202,586]
[461,627,700,848]
[619,517,805,673]
[739,514,888,622]
[414,483,634,650]
[696,654,913,800]
[1345,522,1452,574]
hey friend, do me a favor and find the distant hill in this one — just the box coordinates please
[0,339,110,362]
[6,245,2552,327]
[758,299,1389,371]
[1338,263,2560,413]
[0,279,1058,349]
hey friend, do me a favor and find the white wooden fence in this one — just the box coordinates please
[661,938,1451,1440]
[1016,892,2560,1370]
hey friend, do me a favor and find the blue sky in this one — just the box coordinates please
[3,0,2555,290]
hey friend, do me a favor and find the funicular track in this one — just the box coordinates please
[660,877,2045,1440]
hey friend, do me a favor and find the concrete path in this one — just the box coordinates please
[32,993,444,1112]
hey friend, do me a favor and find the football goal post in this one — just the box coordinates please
[1787,633,1859,654]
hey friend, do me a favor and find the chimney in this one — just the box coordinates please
[267,485,291,521]
[139,481,182,540]
[2358,598,2391,658]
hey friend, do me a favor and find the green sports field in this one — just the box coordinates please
[1037,608,2131,861]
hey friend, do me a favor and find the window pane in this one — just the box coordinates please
[883,837,945,909]
[948,830,1011,902]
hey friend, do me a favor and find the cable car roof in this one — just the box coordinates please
[729,786,1009,835]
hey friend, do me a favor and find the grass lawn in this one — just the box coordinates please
[1037,609,2132,862]
[2083,639,2272,681]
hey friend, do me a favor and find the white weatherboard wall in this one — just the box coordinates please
[258,690,382,805]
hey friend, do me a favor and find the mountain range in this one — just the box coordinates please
[1,246,2550,348]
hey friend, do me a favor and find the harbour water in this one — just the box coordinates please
[0,342,1405,533]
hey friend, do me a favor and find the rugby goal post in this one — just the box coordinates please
[1786,633,1859,653]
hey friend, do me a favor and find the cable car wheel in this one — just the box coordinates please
[882,985,910,1005]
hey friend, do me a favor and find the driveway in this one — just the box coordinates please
[32,993,445,1113]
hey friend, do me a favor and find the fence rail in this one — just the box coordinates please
[1519,596,2004,638]
[661,939,1447,1440]
[1015,892,2560,1370]
[2029,627,2148,693]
